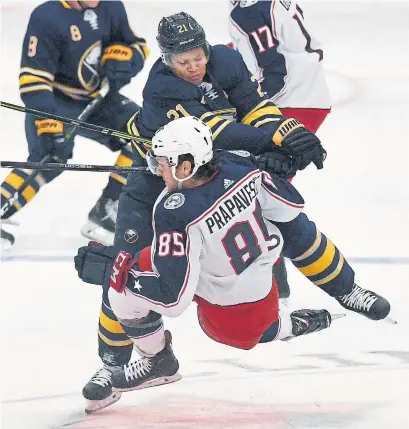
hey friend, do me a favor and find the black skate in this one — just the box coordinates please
[290,309,332,337]
[82,365,122,414]
[80,196,118,246]
[112,331,181,392]
[335,283,390,320]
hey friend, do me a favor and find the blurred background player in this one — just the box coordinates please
[84,10,327,404]
[0,0,149,250]
[74,117,391,413]
[228,0,332,301]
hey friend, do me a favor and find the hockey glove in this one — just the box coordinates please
[75,241,117,286]
[256,151,295,180]
[35,119,65,158]
[271,118,326,171]
[75,242,139,292]
[101,41,149,91]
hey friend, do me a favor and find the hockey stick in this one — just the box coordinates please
[0,160,148,173]
[0,80,115,217]
[0,99,151,146]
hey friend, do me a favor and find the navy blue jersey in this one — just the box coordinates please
[128,45,285,159]
[19,1,148,113]
[125,151,304,317]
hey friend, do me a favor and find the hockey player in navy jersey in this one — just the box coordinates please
[81,11,329,410]
[75,117,391,413]
[0,1,148,249]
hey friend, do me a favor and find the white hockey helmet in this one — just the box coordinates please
[147,116,213,182]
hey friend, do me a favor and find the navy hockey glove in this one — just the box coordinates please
[75,242,116,286]
[256,151,295,180]
[101,41,149,91]
[35,119,65,158]
[271,118,326,171]
[74,242,139,292]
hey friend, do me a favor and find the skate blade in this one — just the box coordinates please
[384,316,397,324]
[84,391,122,414]
[80,221,114,246]
[113,372,182,393]
[331,313,346,321]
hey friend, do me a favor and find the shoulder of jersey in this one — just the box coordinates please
[30,1,63,26]
[143,59,199,101]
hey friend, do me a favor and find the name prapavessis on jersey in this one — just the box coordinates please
[205,175,259,234]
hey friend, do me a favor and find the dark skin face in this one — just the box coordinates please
[171,48,208,85]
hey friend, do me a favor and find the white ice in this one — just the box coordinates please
[1,2,409,429]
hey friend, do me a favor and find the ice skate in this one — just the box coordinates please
[82,365,122,414]
[80,196,118,246]
[335,283,391,321]
[112,331,181,392]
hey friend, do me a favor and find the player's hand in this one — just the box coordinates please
[75,242,140,292]
[74,241,117,286]
[256,151,295,180]
[271,118,326,171]
[101,41,148,91]
[35,119,65,156]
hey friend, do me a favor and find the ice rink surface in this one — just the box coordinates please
[1,1,409,428]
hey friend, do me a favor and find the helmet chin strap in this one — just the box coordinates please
[77,1,86,10]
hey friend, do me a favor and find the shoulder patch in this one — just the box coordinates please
[164,193,185,210]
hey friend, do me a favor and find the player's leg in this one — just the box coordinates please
[79,93,140,244]
[276,213,391,320]
[270,108,331,302]
[82,169,166,413]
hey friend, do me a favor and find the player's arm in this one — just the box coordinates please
[19,9,60,113]
[102,1,149,90]
[131,225,202,317]
[257,170,305,223]
[228,1,287,98]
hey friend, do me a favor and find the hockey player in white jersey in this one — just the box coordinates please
[74,117,391,413]
[228,0,331,134]
[229,0,332,301]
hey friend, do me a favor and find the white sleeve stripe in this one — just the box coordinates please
[271,1,279,39]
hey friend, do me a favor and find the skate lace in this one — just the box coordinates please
[124,358,152,382]
[340,286,377,311]
[90,367,112,387]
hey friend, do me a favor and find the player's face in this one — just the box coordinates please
[156,157,192,191]
[171,48,208,85]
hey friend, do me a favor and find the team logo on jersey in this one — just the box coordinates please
[124,229,139,243]
[224,179,235,189]
[199,82,219,100]
[78,41,102,92]
[83,9,99,30]
[164,193,185,210]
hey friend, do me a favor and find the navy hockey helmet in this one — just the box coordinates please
[157,12,210,67]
